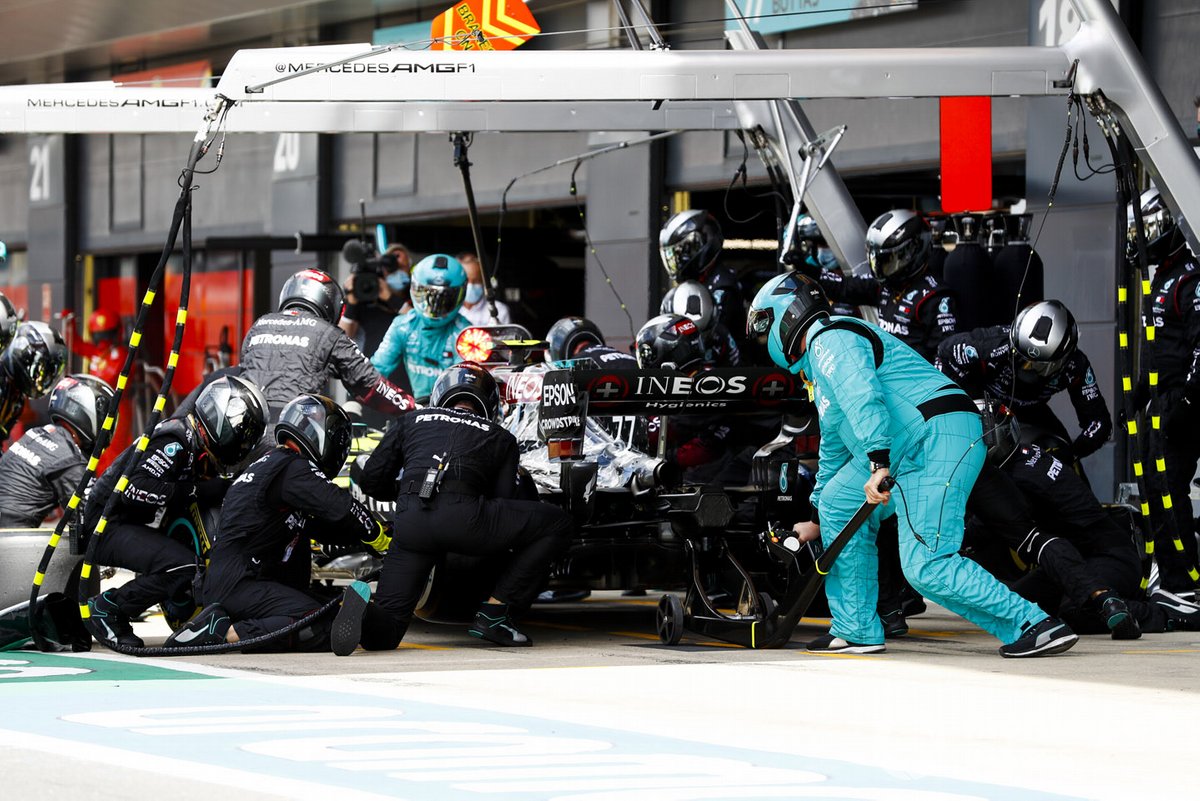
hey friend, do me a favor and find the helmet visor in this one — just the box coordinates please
[50,390,97,445]
[412,283,466,320]
[1019,357,1067,379]
[196,383,261,466]
[660,230,702,280]
[746,306,774,337]
[1126,204,1173,254]
[867,237,921,280]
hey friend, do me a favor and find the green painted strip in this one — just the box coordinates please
[0,653,210,684]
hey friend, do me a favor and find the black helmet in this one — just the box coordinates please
[635,314,706,374]
[431,362,500,420]
[546,316,604,362]
[275,394,352,479]
[278,269,345,324]
[0,291,19,351]
[747,272,832,369]
[48,374,115,451]
[3,321,67,398]
[978,398,1021,467]
[661,280,716,332]
[659,210,724,282]
[1010,300,1078,383]
[865,209,931,286]
[193,375,268,469]
[1127,188,1183,263]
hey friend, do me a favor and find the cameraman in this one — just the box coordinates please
[341,243,413,357]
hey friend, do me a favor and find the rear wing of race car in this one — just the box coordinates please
[536,367,811,460]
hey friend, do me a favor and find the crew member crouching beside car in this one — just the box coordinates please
[332,362,574,653]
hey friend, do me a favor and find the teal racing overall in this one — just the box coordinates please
[799,316,1049,645]
[371,310,471,399]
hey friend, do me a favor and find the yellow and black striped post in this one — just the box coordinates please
[26,112,227,651]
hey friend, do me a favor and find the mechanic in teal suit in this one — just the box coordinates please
[748,272,1078,658]
[371,254,472,399]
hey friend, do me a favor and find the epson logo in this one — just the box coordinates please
[542,382,577,407]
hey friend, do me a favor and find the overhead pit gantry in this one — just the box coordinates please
[0,0,1196,270]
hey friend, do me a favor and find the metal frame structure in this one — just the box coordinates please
[0,0,1196,256]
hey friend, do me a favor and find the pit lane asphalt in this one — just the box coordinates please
[3,592,1196,800]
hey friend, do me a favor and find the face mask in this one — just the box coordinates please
[465,282,485,304]
[387,271,411,293]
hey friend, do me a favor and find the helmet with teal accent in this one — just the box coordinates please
[411,254,467,321]
[747,272,832,369]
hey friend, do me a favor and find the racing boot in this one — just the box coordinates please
[878,606,908,638]
[998,616,1077,658]
[468,602,532,647]
[164,604,232,648]
[331,581,372,657]
[1151,588,1200,631]
[1096,592,1141,640]
[84,591,144,649]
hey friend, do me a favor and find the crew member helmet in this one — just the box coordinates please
[635,314,706,374]
[660,280,716,332]
[1010,300,1078,383]
[746,272,832,370]
[977,398,1022,467]
[1127,188,1183,263]
[87,308,121,343]
[411,254,467,321]
[193,375,269,469]
[48,374,115,451]
[0,291,19,351]
[275,394,353,479]
[865,209,931,286]
[659,210,724,282]
[278,268,345,324]
[3,321,67,398]
[794,214,826,258]
[430,362,500,420]
[546,316,604,363]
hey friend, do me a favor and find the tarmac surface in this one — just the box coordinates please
[2,591,1197,800]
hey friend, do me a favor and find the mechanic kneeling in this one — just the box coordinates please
[164,394,396,651]
[336,362,574,653]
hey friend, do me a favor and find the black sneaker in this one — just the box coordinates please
[900,589,927,618]
[468,603,532,647]
[1098,594,1141,640]
[84,592,144,649]
[1151,588,1200,631]
[331,581,371,657]
[806,633,885,654]
[999,617,1077,658]
[879,607,908,638]
[164,604,231,648]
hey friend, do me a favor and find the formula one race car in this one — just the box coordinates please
[340,325,843,648]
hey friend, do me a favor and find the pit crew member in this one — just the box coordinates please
[753,272,1077,657]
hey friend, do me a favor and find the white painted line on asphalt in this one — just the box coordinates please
[0,728,401,801]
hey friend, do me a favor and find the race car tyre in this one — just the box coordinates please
[656,593,685,645]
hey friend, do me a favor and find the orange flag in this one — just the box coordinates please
[429,0,541,51]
